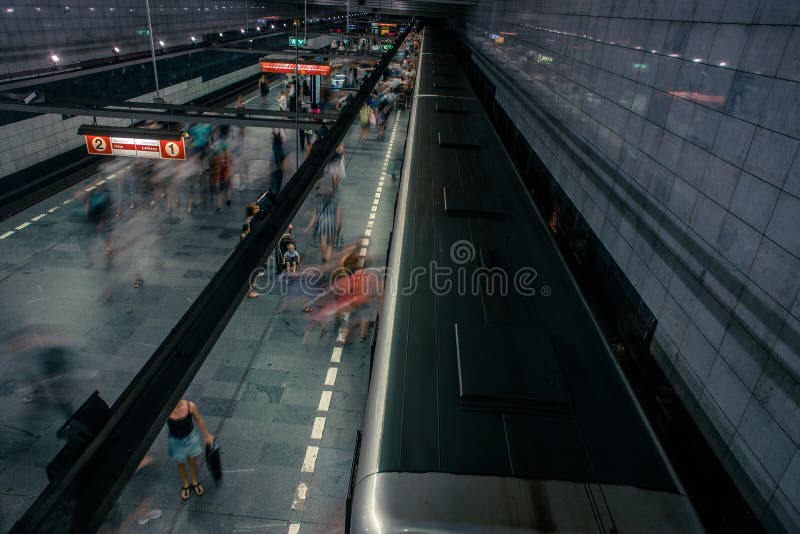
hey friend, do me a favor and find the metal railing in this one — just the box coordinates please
[10,24,412,534]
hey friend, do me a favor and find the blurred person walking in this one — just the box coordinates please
[211,144,233,213]
[360,104,371,141]
[304,172,342,263]
[258,74,270,105]
[84,183,114,268]
[278,90,287,111]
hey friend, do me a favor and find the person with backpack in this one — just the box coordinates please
[85,184,114,267]
[271,128,286,168]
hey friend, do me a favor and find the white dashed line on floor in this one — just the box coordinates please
[15,222,30,230]
[318,390,332,412]
[310,417,326,440]
[31,214,46,221]
[331,346,343,363]
[301,446,318,473]
[324,367,338,386]
[0,231,14,239]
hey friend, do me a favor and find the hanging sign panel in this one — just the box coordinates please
[260,61,331,76]
[84,135,185,159]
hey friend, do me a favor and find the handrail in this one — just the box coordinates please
[10,24,412,534]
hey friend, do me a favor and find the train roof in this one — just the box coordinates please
[370,27,677,493]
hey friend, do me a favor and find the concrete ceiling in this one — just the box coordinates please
[302,0,477,17]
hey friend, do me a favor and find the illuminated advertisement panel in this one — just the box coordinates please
[260,61,331,76]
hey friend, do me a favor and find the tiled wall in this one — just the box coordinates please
[0,1,319,77]
[457,0,800,531]
[0,62,260,179]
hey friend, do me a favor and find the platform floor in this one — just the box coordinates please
[0,81,361,530]
[99,108,408,533]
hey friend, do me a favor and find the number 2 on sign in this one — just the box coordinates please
[93,138,107,151]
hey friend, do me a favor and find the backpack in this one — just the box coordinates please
[88,190,111,218]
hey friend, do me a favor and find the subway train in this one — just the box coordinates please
[349,27,705,533]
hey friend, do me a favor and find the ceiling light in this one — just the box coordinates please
[159,40,165,46]
[50,54,60,62]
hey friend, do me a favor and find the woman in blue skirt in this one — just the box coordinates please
[167,399,214,500]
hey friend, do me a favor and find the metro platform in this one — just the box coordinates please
[0,86,408,532]
[102,107,408,533]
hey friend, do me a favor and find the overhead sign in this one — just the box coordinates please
[84,135,185,159]
[289,37,306,47]
[381,43,393,51]
[260,61,331,76]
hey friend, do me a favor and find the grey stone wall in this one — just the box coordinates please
[458,0,800,531]
[0,62,260,178]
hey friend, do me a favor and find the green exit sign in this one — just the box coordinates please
[136,29,150,37]
[381,43,393,51]
[290,38,306,46]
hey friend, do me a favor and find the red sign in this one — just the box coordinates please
[160,139,186,159]
[86,135,112,155]
[83,135,185,159]
[260,61,331,76]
